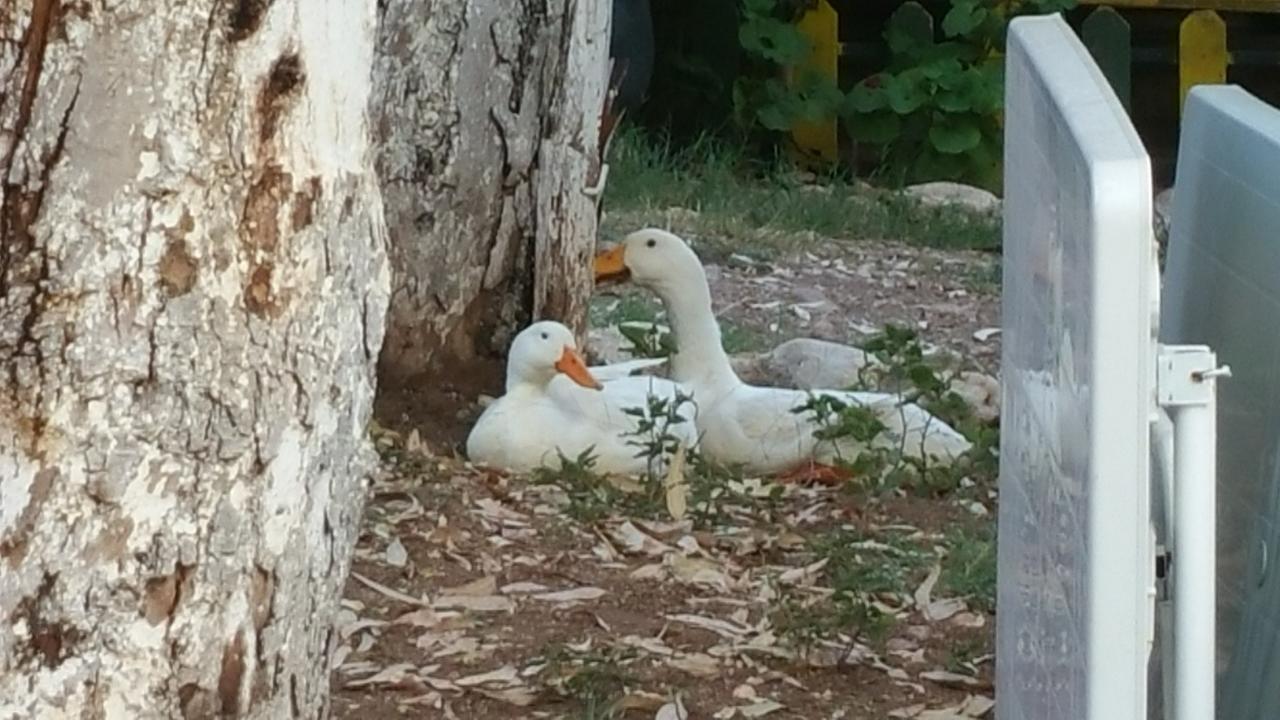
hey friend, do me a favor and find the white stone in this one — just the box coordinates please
[904,181,1001,214]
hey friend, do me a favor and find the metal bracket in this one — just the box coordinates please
[1157,344,1231,407]
[1154,342,1229,720]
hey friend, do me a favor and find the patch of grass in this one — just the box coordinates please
[940,524,997,613]
[603,125,1001,253]
[960,259,1002,293]
[531,414,773,530]
[812,527,932,596]
[720,318,769,354]
[944,636,989,674]
[773,526,927,654]
[531,449,643,524]
[773,590,895,656]
[588,294,662,328]
[540,644,634,719]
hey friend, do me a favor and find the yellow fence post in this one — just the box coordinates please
[792,0,839,165]
[1179,10,1228,114]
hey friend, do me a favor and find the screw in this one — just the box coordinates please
[1192,365,1232,382]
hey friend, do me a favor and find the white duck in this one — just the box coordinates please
[593,228,972,476]
[466,320,699,475]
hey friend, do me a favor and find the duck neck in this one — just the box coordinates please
[505,372,550,396]
[659,276,738,392]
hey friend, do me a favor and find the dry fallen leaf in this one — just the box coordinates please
[655,696,689,720]
[914,564,941,612]
[441,576,498,596]
[630,563,666,580]
[778,558,828,586]
[454,665,520,687]
[955,694,995,717]
[501,581,549,594]
[612,691,669,713]
[392,607,441,629]
[919,670,984,689]
[345,662,419,689]
[670,556,730,590]
[925,597,966,622]
[665,652,720,677]
[350,572,425,606]
[666,613,750,638]
[476,686,540,706]
[611,520,675,556]
[531,586,608,603]
[432,594,514,613]
[739,699,785,717]
[889,703,927,718]
[950,612,987,629]
[606,474,647,494]
[665,442,688,520]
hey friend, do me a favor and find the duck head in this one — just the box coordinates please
[507,321,602,391]
[593,228,705,297]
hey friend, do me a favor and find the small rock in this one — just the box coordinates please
[967,501,989,517]
[792,286,828,305]
[476,394,496,409]
[586,326,629,365]
[1154,186,1175,237]
[972,327,1001,343]
[905,624,932,642]
[730,352,772,385]
[948,371,1000,423]
[762,338,876,390]
[904,181,1001,214]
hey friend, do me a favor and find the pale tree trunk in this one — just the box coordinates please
[0,1,388,718]
[372,0,611,385]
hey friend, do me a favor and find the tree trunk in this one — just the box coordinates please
[0,2,388,718]
[372,0,610,387]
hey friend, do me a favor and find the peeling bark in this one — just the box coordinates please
[0,1,389,718]
[372,0,610,385]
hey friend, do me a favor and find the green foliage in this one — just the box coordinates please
[940,524,998,612]
[844,0,1076,189]
[774,526,925,654]
[621,389,693,481]
[539,643,636,719]
[617,322,677,360]
[535,392,779,529]
[732,0,843,140]
[773,590,895,656]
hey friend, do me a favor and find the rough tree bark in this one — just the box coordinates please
[372,0,611,384]
[0,2,388,718]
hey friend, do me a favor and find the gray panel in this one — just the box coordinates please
[998,15,1154,720]
[1160,85,1280,720]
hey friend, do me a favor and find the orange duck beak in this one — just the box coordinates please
[593,245,630,285]
[555,345,603,390]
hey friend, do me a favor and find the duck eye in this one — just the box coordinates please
[646,239,657,248]
[540,332,549,340]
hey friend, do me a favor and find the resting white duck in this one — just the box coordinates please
[466,320,699,475]
[593,228,972,476]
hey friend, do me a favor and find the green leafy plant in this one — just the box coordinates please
[844,0,1076,189]
[733,0,843,139]
[621,388,694,481]
[617,321,677,360]
[539,643,636,719]
[940,523,998,612]
[774,526,925,656]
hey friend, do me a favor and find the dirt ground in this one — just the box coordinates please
[332,232,1002,719]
